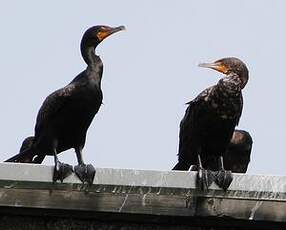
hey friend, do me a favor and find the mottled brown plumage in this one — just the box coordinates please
[173,57,249,190]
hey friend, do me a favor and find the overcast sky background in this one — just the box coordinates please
[0,1,285,175]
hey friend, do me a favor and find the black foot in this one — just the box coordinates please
[53,161,73,183]
[74,164,96,185]
[215,170,233,191]
[196,167,215,191]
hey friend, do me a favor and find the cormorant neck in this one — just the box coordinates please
[227,71,249,89]
[219,73,244,93]
[80,41,103,88]
[80,40,101,69]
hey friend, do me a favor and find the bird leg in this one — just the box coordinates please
[52,149,73,183]
[196,154,215,191]
[215,156,233,191]
[74,148,95,185]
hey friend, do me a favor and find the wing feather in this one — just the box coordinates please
[35,84,77,136]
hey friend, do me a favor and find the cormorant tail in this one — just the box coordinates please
[4,147,35,163]
[172,161,191,171]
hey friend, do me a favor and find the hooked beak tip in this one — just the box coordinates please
[116,25,126,31]
[198,61,227,74]
[198,62,216,68]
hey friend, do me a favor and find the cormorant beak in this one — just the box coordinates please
[97,25,126,42]
[198,62,228,74]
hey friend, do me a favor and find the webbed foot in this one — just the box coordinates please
[196,167,215,191]
[53,161,73,183]
[74,164,96,185]
[215,170,233,191]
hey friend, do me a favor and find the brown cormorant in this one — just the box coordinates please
[173,57,249,190]
[5,25,125,184]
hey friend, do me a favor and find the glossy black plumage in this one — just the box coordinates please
[185,129,253,173]
[173,57,249,190]
[5,25,125,184]
[14,136,44,164]
[13,136,35,163]
[224,129,253,173]
[19,136,34,153]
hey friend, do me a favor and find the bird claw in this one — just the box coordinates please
[196,167,215,191]
[53,162,73,183]
[74,164,96,185]
[215,170,233,191]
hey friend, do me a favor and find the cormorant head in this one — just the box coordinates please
[198,57,249,88]
[82,25,125,48]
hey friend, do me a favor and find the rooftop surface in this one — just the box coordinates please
[0,163,285,229]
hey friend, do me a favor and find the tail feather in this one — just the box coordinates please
[5,147,35,163]
[172,161,191,171]
[5,136,39,163]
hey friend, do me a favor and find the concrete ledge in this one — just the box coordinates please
[0,163,285,228]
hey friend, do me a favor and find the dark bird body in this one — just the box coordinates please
[173,57,249,190]
[34,68,103,156]
[175,85,242,171]
[186,129,253,174]
[5,25,125,184]
[224,129,253,173]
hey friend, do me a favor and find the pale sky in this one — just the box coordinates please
[1,1,285,175]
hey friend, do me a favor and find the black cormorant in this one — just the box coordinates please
[173,57,249,190]
[224,129,252,173]
[188,129,253,174]
[5,25,125,184]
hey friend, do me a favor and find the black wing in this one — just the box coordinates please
[35,83,78,137]
[177,86,214,163]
